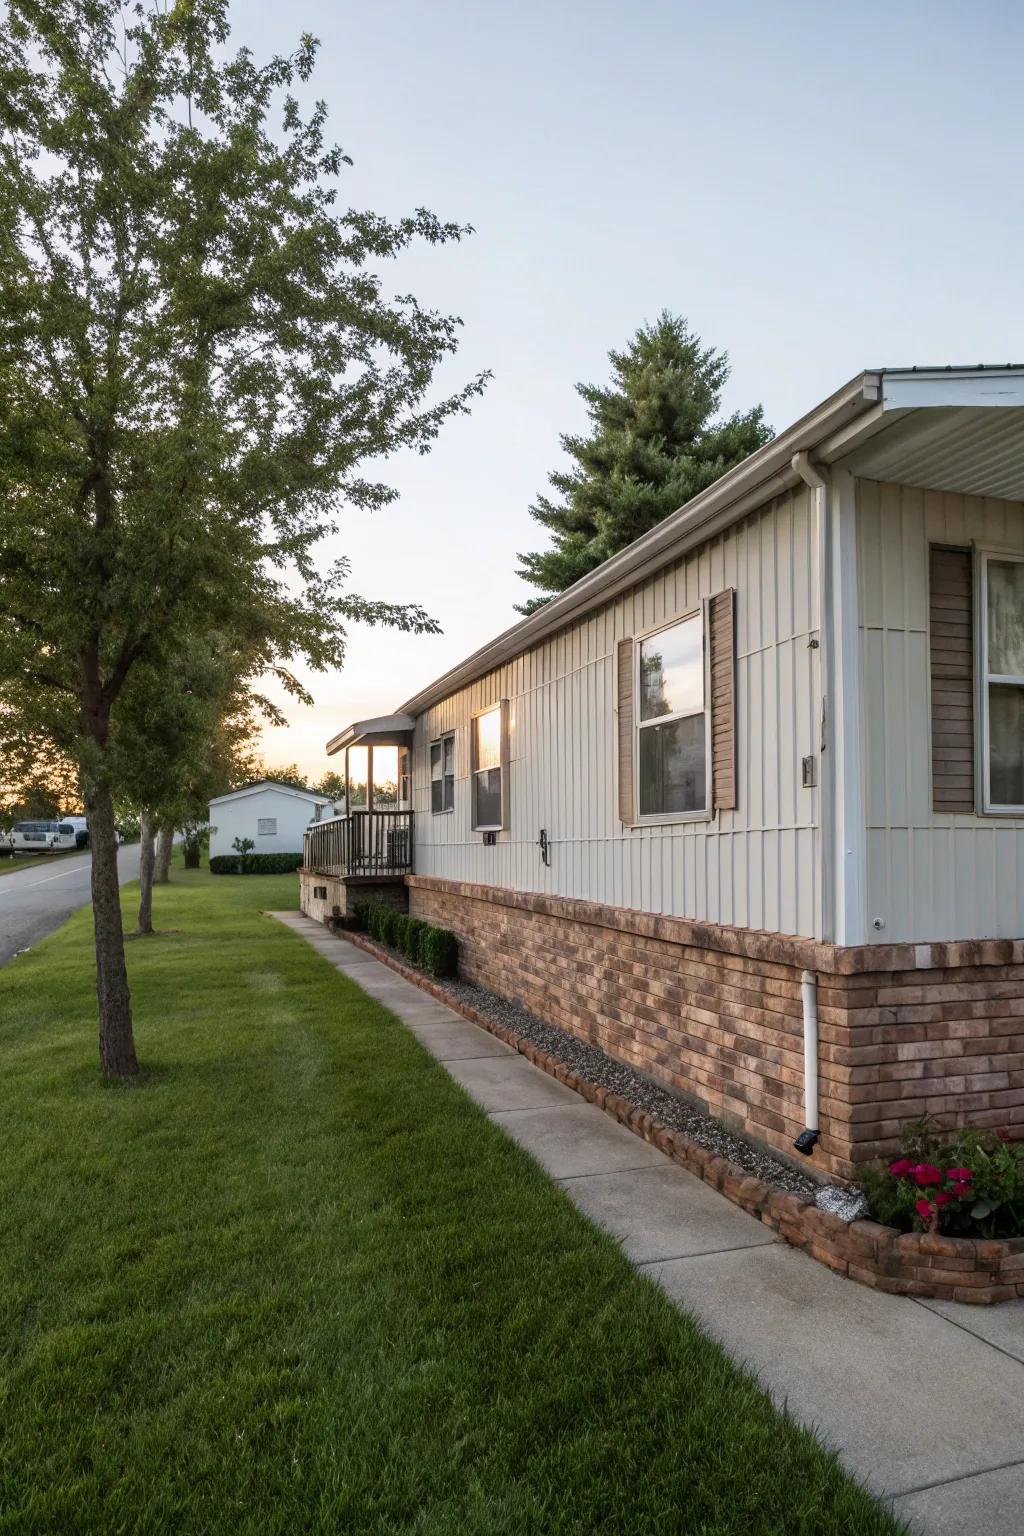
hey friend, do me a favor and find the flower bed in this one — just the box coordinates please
[341,929,1024,1304]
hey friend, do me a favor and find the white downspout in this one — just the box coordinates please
[797,969,820,1152]
[792,449,830,1156]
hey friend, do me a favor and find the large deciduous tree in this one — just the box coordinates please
[515,313,771,613]
[0,0,485,1075]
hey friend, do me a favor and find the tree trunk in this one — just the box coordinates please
[137,812,155,935]
[183,836,201,870]
[85,781,139,1078]
[155,824,173,884]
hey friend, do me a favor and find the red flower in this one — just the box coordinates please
[915,1198,934,1219]
[946,1167,973,1182]
[934,1191,952,1207]
[911,1163,943,1186]
[997,1128,1011,1141]
[888,1158,913,1177]
[951,1181,972,1197]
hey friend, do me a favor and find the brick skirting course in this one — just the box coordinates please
[407,875,1024,1181]
[342,926,1024,1305]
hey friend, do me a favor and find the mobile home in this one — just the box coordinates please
[302,367,1024,1180]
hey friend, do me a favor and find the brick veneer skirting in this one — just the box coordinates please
[407,876,1024,1180]
[343,927,1024,1305]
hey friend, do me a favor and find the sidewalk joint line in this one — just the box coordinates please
[555,1164,675,1183]
[636,1238,780,1266]
[892,1453,1024,1501]
[910,1296,1024,1369]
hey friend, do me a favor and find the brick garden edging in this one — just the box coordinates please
[341,928,1024,1306]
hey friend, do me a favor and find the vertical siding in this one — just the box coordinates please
[858,479,1024,941]
[412,487,822,937]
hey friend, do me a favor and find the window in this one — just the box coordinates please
[636,611,707,817]
[257,817,277,836]
[472,704,506,830]
[982,553,1024,811]
[430,733,455,814]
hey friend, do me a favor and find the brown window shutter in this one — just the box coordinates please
[709,588,737,811]
[616,637,635,824]
[929,546,975,812]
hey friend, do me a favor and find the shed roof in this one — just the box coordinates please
[209,780,330,806]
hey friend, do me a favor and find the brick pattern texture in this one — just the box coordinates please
[407,875,1024,1180]
[347,924,1024,1305]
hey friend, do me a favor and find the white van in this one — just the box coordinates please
[10,820,77,853]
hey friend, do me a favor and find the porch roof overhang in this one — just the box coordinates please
[392,364,1024,720]
[326,714,416,756]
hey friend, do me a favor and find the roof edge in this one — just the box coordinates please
[396,370,880,717]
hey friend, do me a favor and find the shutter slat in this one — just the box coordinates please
[616,638,635,825]
[709,588,737,812]
[929,545,974,812]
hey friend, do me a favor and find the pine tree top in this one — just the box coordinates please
[516,313,772,613]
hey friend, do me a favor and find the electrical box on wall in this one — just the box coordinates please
[801,755,817,788]
[482,831,496,846]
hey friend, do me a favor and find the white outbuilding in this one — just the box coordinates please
[208,781,331,860]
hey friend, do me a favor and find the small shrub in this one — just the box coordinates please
[210,852,303,875]
[365,903,387,943]
[391,912,411,954]
[403,918,427,964]
[862,1117,1024,1238]
[350,899,373,931]
[379,907,402,948]
[419,926,459,979]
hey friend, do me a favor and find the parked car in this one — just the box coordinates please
[10,820,77,853]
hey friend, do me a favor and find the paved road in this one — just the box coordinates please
[0,843,143,966]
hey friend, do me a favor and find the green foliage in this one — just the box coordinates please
[350,899,373,931]
[391,912,411,953]
[862,1117,1024,1237]
[515,313,771,612]
[403,917,428,965]
[211,851,301,875]
[0,0,486,1063]
[419,926,459,979]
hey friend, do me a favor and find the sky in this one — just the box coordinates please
[246,0,1024,780]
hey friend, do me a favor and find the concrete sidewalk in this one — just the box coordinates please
[272,911,1024,1536]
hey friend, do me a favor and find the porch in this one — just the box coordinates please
[303,712,416,880]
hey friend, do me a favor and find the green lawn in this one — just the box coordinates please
[0,867,903,1535]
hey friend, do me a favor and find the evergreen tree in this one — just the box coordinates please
[516,313,772,613]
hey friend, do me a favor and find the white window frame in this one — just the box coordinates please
[471,700,509,833]
[978,548,1024,815]
[257,817,277,836]
[429,731,456,815]
[634,605,712,825]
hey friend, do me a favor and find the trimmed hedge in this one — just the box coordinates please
[210,852,303,875]
[353,903,458,978]
[419,926,459,979]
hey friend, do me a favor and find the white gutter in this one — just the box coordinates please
[397,372,882,717]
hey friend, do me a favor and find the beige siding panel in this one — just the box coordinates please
[411,488,821,938]
[858,479,1024,941]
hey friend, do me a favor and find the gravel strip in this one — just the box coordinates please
[368,938,819,1198]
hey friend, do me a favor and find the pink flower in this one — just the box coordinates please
[946,1167,973,1182]
[951,1181,972,1197]
[915,1198,934,1219]
[934,1191,952,1207]
[997,1128,1010,1141]
[911,1163,943,1187]
[888,1158,913,1177]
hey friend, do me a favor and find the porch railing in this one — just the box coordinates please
[304,810,413,878]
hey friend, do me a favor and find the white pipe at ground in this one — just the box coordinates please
[800,969,820,1132]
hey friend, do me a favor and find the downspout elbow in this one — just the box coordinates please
[792,450,827,492]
